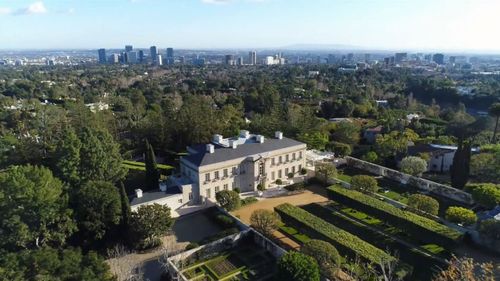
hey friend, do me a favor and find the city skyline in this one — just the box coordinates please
[1,0,500,52]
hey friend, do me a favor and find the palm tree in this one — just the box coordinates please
[489,103,500,143]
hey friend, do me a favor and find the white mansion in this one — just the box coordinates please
[130,131,307,215]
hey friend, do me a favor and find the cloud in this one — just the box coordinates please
[0,7,12,15]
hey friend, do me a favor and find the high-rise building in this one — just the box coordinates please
[179,56,185,64]
[156,54,163,66]
[127,51,138,64]
[224,54,235,65]
[394,52,407,63]
[125,45,133,52]
[237,57,244,65]
[347,53,354,62]
[109,54,120,64]
[432,53,444,65]
[166,48,174,65]
[249,51,257,65]
[98,48,107,64]
[150,46,158,63]
[138,50,145,63]
[328,54,336,64]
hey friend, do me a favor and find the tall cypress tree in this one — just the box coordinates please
[144,139,160,190]
[118,181,131,229]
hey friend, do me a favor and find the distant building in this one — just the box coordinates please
[98,48,107,64]
[166,47,174,65]
[433,53,445,65]
[249,51,257,65]
[407,144,479,173]
[363,126,383,144]
[237,57,244,65]
[264,56,275,65]
[156,54,163,66]
[364,53,371,63]
[346,53,354,62]
[125,45,133,52]
[108,53,119,64]
[328,54,336,64]
[193,57,205,66]
[150,46,158,63]
[395,52,407,63]
[225,54,235,65]
[127,51,138,64]
[138,50,145,63]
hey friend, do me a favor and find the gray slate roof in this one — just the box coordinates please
[183,137,305,167]
[130,186,182,206]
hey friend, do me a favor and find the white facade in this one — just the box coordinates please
[180,131,307,204]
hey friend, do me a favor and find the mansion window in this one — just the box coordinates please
[272,158,275,165]
[299,151,303,159]
[232,166,237,175]
[223,169,228,177]
[206,188,211,199]
[286,154,289,162]
[292,153,296,161]
[272,171,275,180]
[205,173,210,182]
[278,170,282,178]
[224,184,228,190]
[215,186,220,193]
[214,171,220,179]
[279,156,282,164]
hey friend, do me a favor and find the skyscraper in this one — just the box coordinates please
[138,50,145,63]
[125,45,133,52]
[249,51,257,65]
[98,48,107,64]
[433,53,444,65]
[166,47,174,65]
[394,52,407,63]
[156,54,163,66]
[225,54,235,65]
[127,51,138,64]
[150,46,158,63]
[328,54,336,64]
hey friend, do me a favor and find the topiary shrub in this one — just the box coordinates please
[233,187,241,194]
[257,183,265,191]
[275,179,283,185]
[284,182,305,192]
[241,196,258,206]
[288,172,294,179]
[407,194,439,216]
[300,168,308,175]
[471,184,500,209]
[445,207,477,226]
[275,251,320,281]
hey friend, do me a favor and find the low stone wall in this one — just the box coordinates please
[345,157,474,205]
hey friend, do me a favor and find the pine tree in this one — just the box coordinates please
[144,139,160,190]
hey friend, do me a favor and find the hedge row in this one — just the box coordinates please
[327,186,462,248]
[274,203,393,264]
[302,203,447,275]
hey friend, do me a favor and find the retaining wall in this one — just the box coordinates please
[345,157,474,205]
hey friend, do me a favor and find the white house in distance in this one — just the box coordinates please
[407,143,479,173]
[130,130,307,215]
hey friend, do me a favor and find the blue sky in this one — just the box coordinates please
[1,0,499,51]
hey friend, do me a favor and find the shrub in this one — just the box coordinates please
[284,182,305,192]
[362,151,378,163]
[407,194,439,216]
[471,184,500,209]
[215,190,241,211]
[479,219,500,240]
[445,207,477,226]
[327,186,462,248]
[250,209,281,236]
[287,172,294,179]
[400,156,428,176]
[275,203,393,264]
[275,252,320,281]
[275,179,283,185]
[351,175,378,193]
[300,168,308,175]
[328,141,352,157]
[233,187,241,194]
[257,183,265,191]
[185,242,199,250]
[130,204,173,249]
[301,239,340,277]
[214,214,235,228]
[241,197,258,206]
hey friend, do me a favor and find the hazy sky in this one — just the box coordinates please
[1,0,500,51]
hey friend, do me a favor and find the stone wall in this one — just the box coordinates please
[345,157,474,205]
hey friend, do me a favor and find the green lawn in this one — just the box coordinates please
[336,173,352,183]
[279,225,311,244]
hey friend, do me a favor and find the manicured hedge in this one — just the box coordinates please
[302,203,447,275]
[274,203,393,264]
[327,186,462,248]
